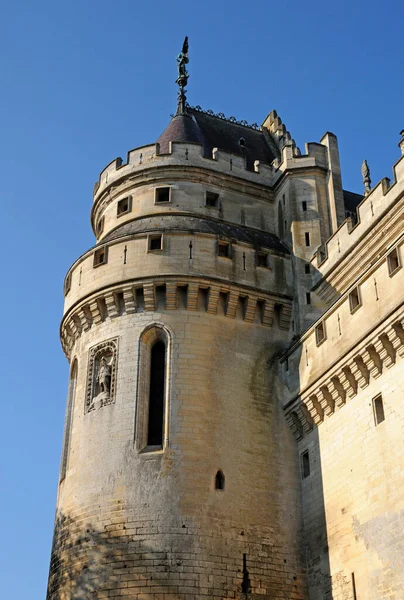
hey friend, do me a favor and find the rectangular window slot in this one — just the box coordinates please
[218,241,231,258]
[373,394,385,425]
[93,247,108,267]
[301,451,310,478]
[198,287,209,311]
[96,216,105,235]
[306,292,311,305]
[97,297,108,320]
[206,191,219,208]
[177,285,188,309]
[155,187,170,203]
[315,321,326,345]
[274,303,283,327]
[117,196,132,217]
[114,291,125,315]
[135,287,145,312]
[237,296,247,320]
[255,300,265,324]
[148,234,163,251]
[387,247,400,276]
[257,251,269,268]
[349,287,361,313]
[302,200,307,212]
[155,284,166,310]
[282,194,285,205]
[64,273,72,296]
[218,292,228,316]
[305,232,311,246]
[304,264,310,275]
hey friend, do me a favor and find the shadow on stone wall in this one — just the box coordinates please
[285,256,333,600]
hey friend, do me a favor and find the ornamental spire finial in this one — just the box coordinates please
[361,159,371,195]
[176,36,189,115]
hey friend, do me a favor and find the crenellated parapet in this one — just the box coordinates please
[261,109,298,154]
[312,153,404,292]
[284,307,404,440]
[61,275,292,358]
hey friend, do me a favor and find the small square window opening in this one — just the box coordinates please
[64,273,72,296]
[206,191,219,208]
[373,394,385,425]
[218,241,231,258]
[117,196,131,217]
[315,321,326,345]
[94,247,108,267]
[349,287,361,313]
[304,264,310,275]
[257,252,269,268]
[301,451,310,478]
[387,247,400,276]
[155,187,171,204]
[96,216,104,235]
[148,235,163,251]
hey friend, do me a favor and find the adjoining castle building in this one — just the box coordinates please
[47,40,404,599]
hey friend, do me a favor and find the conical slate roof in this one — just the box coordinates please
[157,112,205,154]
[157,107,278,170]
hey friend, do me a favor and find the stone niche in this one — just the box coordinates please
[85,338,118,413]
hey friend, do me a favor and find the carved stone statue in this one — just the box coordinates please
[97,356,111,396]
[361,159,371,195]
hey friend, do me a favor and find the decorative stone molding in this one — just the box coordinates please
[85,338,118,414]
[285,312,404,440]
[61,277,292,358]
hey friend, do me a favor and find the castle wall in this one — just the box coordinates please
[298,362,404,599]
[282,145,404,599]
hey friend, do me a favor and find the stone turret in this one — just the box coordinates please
[48,43,373,600]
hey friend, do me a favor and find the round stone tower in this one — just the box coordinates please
[47,45,308,600]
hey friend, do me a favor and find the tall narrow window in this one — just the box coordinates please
[215,470,225,490]
[136,325,170,452]
[387,247,400,276]
[315,321,326,345]
[373,394,385,426]
[301,450,310,479]
[349,287,361,313]
[147,341,166,446]
[305,232,311,246]
[60,360,77,482]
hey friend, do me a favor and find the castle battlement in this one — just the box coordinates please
[313,153,404,277]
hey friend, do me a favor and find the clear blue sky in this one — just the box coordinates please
[0,1,402,597]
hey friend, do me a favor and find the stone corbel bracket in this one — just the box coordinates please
[61,277,293,359]
[285,310,404,440]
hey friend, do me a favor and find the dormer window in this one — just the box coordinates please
[238,137,246,148]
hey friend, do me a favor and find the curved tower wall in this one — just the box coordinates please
[48,140,308,600]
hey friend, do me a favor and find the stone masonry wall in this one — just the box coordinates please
[298,361,404,599]
[48,308,308,599]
